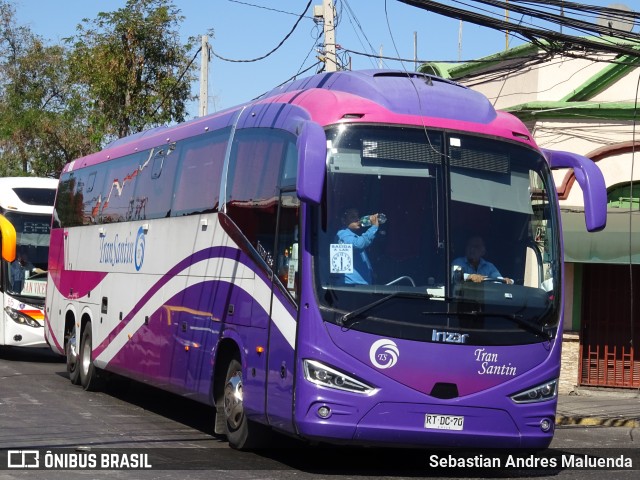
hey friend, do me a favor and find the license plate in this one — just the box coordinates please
[424,414,464,430]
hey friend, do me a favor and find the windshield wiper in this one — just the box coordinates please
[424,310,552,341]
[338,292,432,329]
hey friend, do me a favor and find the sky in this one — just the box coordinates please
[13,0,629,119]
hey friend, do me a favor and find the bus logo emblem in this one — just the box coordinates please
[369,339,399,369]
[134,226,146,271]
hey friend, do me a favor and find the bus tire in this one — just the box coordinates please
[66,332,81,385]
[223,358,270,450]
[79,323,103,391]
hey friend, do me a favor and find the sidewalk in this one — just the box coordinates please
[556,332,640,428]
[556,389,640,427]
[557,332,640,427]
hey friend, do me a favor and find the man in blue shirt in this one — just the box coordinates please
[452,235,513,284]
[336,208,380,284]
[10,248,44,293]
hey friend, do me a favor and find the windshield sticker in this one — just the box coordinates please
[330,243,353,274]
[474,348,517,376]
[369,339,399,369]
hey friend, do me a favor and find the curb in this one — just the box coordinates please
[556,414,640,428]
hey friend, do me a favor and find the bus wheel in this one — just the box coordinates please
[223,359,269,450]
[66,332,81,385]
[79,323,103,391]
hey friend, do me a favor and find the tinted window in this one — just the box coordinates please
[99,153,143,223]
[133,144,179,220]
[13,187,56,206]
[171,128,230,216]
[226,128,297,270]
[53,174,83,227]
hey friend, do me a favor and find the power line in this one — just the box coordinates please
[341,46,547,65]
[151,47,202,119]
[226,0,314,19]
[398,0,640,57]
[253,61,323,100]
[468,0,640,40]
[341,0,379,68]
[211,0,312,63]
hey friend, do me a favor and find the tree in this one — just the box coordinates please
[68,0,196,141]
[0,0,96,177]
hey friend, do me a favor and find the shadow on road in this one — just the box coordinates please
[0,345,65,363]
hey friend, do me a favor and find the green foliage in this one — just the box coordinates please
[68,0,196,140]
[0,0,197,178]
[0,1,89,177]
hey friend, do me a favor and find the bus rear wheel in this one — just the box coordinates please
[79,323,103,391]
[65,332,81,385]
[223,359,270,450]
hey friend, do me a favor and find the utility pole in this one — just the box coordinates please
[505,0,510,50]
[458,20,463,61]
[414,31,418,71]
[199,35,209,117]
[314,0,337,71]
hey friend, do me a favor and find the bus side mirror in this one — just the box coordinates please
[0,215,17,262]
[543,149,607,232]
[296,121,326,204]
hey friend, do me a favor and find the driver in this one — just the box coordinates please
[452,235,513,285]
[10,248,45,293]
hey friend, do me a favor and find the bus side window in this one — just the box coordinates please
[171,129,229,217]
[54,174,82,228]
[226,128,295,273]
[99,153,143,223]
[133,145,179,220]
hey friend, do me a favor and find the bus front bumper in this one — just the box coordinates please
[296,400,555,449]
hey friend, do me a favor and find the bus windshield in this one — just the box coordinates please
[313,124,560,346]
[2,211,51,300]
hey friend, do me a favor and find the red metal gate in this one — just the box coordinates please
[579,264,640,388]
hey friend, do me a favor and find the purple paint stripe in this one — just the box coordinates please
[93,245,275,358]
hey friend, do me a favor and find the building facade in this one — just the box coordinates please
[423,40,640,390]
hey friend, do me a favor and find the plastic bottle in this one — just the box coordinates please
[453,267,463,283]
[360,213,387,227]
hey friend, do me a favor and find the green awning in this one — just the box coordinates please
[562,209,640,264]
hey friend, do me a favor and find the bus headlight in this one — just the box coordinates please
[303,359,377,395]
[510,379,557,404]
[5,307,41,328]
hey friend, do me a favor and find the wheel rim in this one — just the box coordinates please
[223,371,244,430]
[66,334,78,372]
[81,333,92,376]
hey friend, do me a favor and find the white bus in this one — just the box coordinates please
[0,177,57,347]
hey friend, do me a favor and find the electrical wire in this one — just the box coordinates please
[341,0,379,69]
[629,71,638,358]
[211,0,312,63]
[227,0,314,19]
[398,0,640,57]
[252,61,322,100]
[468,0,640,40]
[297,25,324,77]
[383,0,446,246]
[150,46,202,119]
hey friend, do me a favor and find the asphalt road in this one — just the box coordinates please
[0,346,637,480]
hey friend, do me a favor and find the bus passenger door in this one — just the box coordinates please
[266,189,299,433]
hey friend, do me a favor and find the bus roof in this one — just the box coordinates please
[0,177,58,214]
[259,70,537,145]
[63,70,539,173]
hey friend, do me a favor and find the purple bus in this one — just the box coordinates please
[45,70,606,449]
